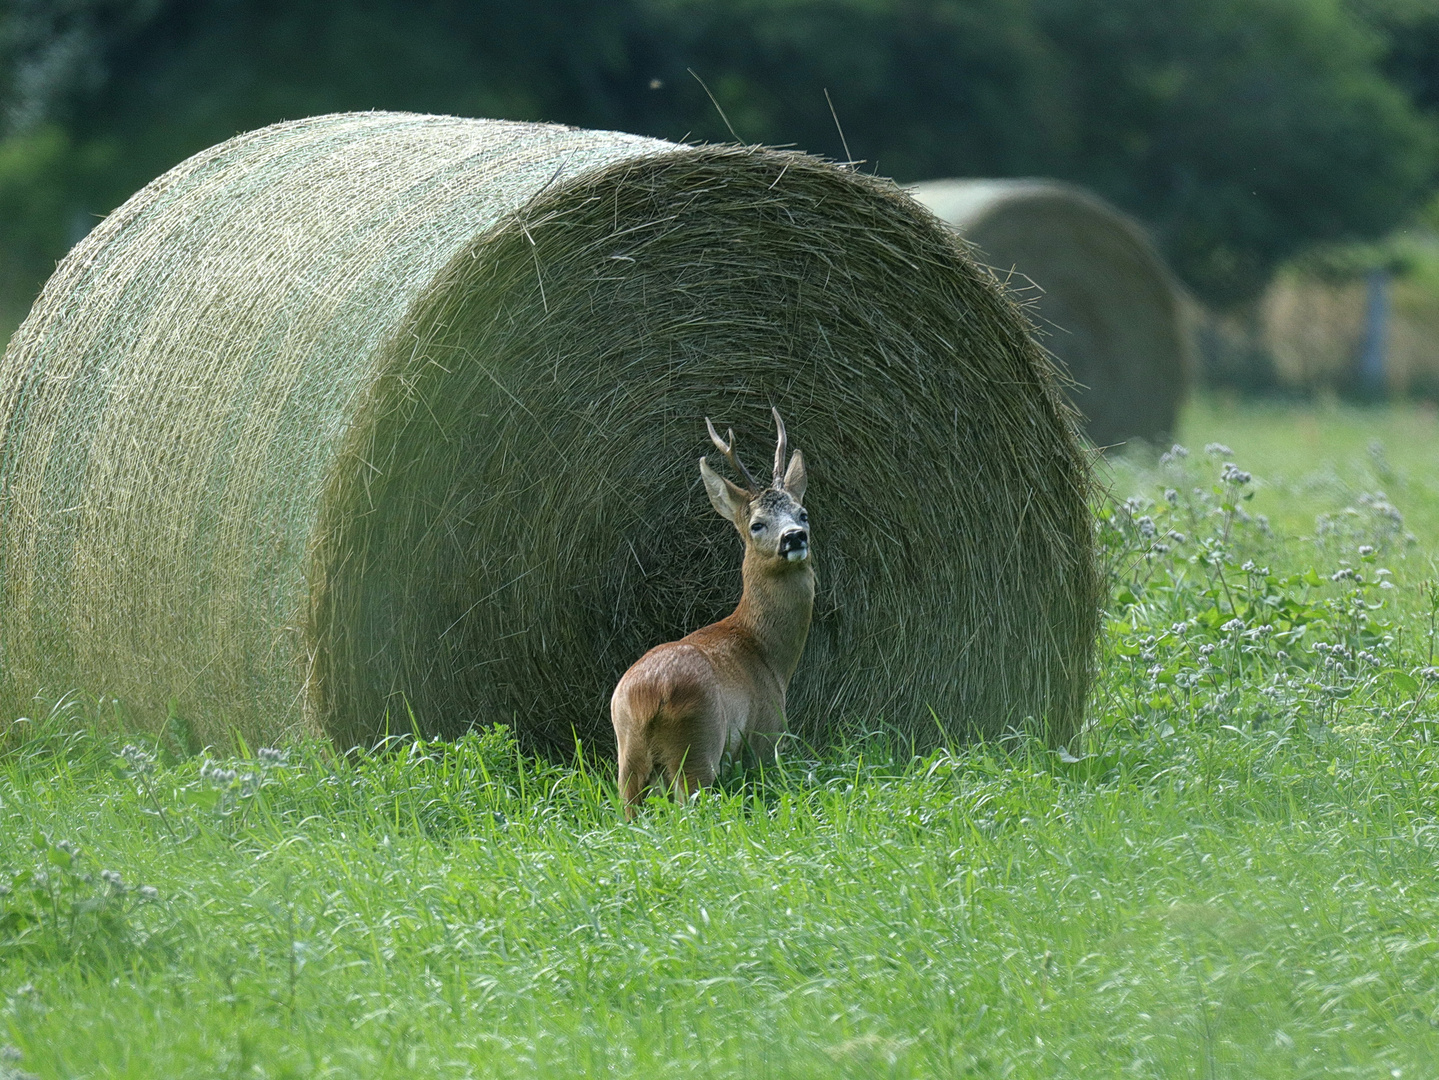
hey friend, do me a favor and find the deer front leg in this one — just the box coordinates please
[739,725,784,767]
[736,695,787,767]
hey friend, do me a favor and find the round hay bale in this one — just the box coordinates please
[0,112,1099,754]
[909,179,1188,449]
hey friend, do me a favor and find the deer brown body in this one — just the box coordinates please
[611,409,813,813]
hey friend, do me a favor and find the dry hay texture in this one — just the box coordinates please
[0,112,1099,754]
[910,179,1189,449]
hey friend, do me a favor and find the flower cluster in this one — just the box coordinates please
[0,837,162,967]
[1315,491,1413,554]
[118,743,156,777]
[190,746,292,822]
[1095,445,1420,743]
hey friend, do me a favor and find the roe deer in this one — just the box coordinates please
[611,407,813,814]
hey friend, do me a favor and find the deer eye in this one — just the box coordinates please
[749,520,765,534]
[798,510,809,524]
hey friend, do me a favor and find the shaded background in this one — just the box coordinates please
[2,0,1438,390]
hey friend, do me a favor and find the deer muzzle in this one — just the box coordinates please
[780,528,809,562]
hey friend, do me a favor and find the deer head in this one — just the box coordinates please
[699,407,810,565]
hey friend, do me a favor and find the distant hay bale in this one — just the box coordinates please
[1262,275,1368,389]
[1262,271,1439,396]
[910,179,1188,448]
[0,112,1099,754]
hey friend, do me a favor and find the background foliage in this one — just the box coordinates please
[0,0,1436,324]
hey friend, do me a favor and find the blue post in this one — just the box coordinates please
[1356,267,1391,397]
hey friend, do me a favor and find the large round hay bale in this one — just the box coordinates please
[0,112,1099,754]
[909,179,1188,449]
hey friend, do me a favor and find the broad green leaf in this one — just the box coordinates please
[1392,671,1421,693]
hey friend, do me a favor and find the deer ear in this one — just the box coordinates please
[700,457,750,527]
[782,449,807,501]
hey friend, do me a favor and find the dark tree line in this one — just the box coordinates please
[1,0,1436,320]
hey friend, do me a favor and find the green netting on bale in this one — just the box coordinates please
[911,179,1189,450]
[0,112,1100,753]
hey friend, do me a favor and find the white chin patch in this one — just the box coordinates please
[785,548,808,562]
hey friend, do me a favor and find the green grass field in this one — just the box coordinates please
[5,397,1439,1078]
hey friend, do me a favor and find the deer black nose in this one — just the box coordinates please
[779,528,808,555]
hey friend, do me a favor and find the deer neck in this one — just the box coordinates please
[730,549,815,686]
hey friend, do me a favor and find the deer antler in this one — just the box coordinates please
[706,417,760,492]
[771,406,788,489]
